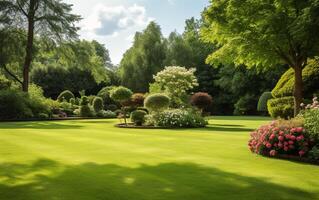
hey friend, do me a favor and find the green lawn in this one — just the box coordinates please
[0,116,318,200]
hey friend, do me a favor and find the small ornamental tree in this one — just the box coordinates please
[257,92,273,113]
[191,92,213,113]
[153,66,198,106]
[110,86,133,125]
[131,93,145,107]
[144,93,170,112]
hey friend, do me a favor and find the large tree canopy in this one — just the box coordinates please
[0,0,80,92]
[202,0,319,115]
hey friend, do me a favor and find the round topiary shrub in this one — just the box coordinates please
[93,97,104,113]
[191,92,213,111]
[79,96,94,117]
[57,90,75,102]
[267,96,294,119]
[131,93,145,107]
[110,86,133,103]
[130,110,147,126]
[80,96,89,106]
[144,93,170,112]
[257,92,273,112]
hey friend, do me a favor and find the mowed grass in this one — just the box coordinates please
[0,116,318,200]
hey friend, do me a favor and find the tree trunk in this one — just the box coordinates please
[293,65,303,116]
[22,0,36,92]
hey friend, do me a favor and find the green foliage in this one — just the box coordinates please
[93,97,104,113]
[309,146,319,160]
[119,22,166,92]
[154,109,207,128]
[153,66,198,106]
[28,84,51,117]
[257,92,273,112]
[57,90,75,102]
[267,97,294,119]
[272,59,319,98]
[79,105,94,117]
[110,86,133,103]
[304,109,319,141]
[80,96,89,106]
[130,110,147,126]
[96,110,117,118]
[0,90,33,120]
[0,74,12,90]
[234,94,257,116]
[144,93,170,112]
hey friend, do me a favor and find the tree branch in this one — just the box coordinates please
[274,46,295,68]
[16,0,28,17]
[2,64,23,85]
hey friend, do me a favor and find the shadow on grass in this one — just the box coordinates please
[0,159,315,200]
[201,126,255,132]
[0,121,83,130]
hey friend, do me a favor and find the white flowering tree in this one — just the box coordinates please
[153,66,198,107]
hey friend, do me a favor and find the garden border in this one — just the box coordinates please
[115,123,206,129]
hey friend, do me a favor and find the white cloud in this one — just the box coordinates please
[81,4,152,36]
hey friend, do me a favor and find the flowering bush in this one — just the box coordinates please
[153,66,198,106]
[154,109,207,128]
[249,121,311,157]
[302,97,319,141]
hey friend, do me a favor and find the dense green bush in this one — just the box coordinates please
[191,92,213,111]
[130,110,147,126]
[234,94,257,115]
[60,101,75,116]
[257,92,273,112]
[272,59,319,98]
[97,86,117,109]
[267,96,294,119]
[154,109,207,128]
[144,93,170,112]
[0,90,33,120]
[28,84,51,117]
[57,90,75,102]
[303,98,319,141]
[106,104,118,111]
[110,86,133,102]
[0,75,11,90]
[79,96,94,117]
[93,97,104,112]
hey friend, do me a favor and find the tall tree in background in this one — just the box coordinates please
[202,0,319,115]
[119,22,166,92]
[0,0,80,92]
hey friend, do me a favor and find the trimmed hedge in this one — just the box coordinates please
[57,90,75,102]
[267,96,294,119]
[144,93,170,112]
[93,97,104,112]
[257,92,273,112]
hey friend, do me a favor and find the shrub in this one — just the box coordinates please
[0,74,11,90]
[28,84,51,117]
[88,95,96,105]
[130,110,147,126]
[110,86,133,103]
[79,96,94,117]
[309,145,319,160]
[98,86,117,109]
[303,97,319,141]
[106,104,118,111]
[131,93,145,107]
[57,90,75,102]
[154,109,207,128]
[267,96,294,119]
[249,121,310,157]
[234,94,257,116]
[191,92,213,111]
[257,92,273,112]
[0,90,33,120]
[60,101,74,116]
[69,98,75,105]
[38,113,49,119]
[144,93,170,112]
[96,110,117,118]
[93,97,104,113]
[272,59,319,99]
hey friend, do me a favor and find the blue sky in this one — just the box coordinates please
[65,0,209,64]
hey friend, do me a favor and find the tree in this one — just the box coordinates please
[1,0,80,92]
[119,22,166,92]
[202,0,319,115]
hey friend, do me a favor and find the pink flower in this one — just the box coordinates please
[288,140,294,145]
[266,143,272,148]
[296,135,304,141]
[296,127,303,133]
[284,146,289,151]
[285,134,291,139]
[299,150,305,157]
[288,145,294,149]
[270,134,276,140]
[290,135,296,141]
[278,136,284,141]
[269,150,277,156]
[279,131,284,136]
[278,142,283,148]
